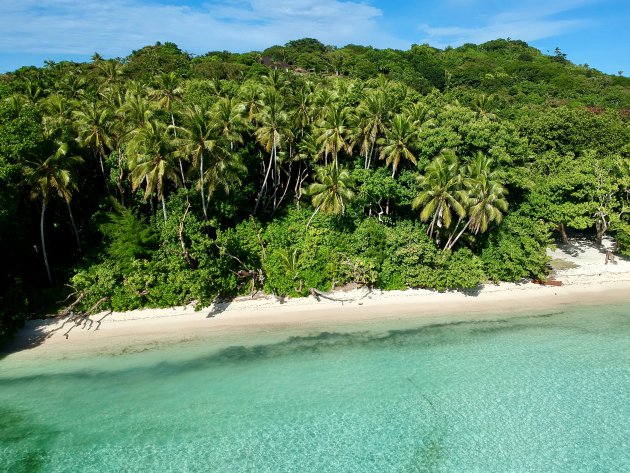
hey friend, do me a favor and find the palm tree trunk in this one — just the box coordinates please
[254,151,275,214]
[161,195,168,221]
[200,153,208,221]
[117,146,125,206]
[306,205,321,230]
[171,110,187,189]
[272,139,278,210]
[96,149,109,191]
[40,201,52,284]
[445,219,471,251]
[66,201,81,251]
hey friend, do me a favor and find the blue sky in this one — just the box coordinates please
[0,0,628,75]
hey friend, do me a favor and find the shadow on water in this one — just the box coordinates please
[0,407,59,473]
[0,310,581,385]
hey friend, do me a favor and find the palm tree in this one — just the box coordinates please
[261,69,287,92]
[150,72,183,131]
[304,164,355,228]
[292,84,315,139]
[212,96,246,149]
[120,89,153,129]
[473,94,498,121]
[176,104,216,220]
[238,81,262,124]
[4,94,29,116]
[26,141,83,283]
[378,114,418,177]
[253,88,292,213]
[413,150,466,242]
[96,60,123,88]
[128,120,182,221]
[41,94,76,138]
[444,169,508,250]
[356,89,389,168]
[316,103,352,170]
[73,101,114,185]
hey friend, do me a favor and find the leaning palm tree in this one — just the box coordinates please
[444,173,508,250]
[128,120,181,221]
[25,141,83,283]
[378,114,418,177]
[413,150,466,242]
[304,164,355,229]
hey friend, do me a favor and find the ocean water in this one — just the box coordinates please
[1,304,629,472]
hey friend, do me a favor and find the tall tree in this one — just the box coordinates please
[128,120,182,221]
[316,102,352,170]
[254,88,292,212]
[73,101,114,185]
[413,150,466,243]
[25,141,83,283]
[378,114,418,177]
[304,164,355,228]
[356,89,389,168]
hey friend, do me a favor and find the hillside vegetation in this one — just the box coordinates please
[1,38,629,342]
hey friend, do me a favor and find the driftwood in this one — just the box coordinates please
[533,278,563,287]
[309,287,354,302]
[57,292,86,318]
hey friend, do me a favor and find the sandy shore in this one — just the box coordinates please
[4,237,630,362]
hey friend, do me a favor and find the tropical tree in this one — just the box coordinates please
[316,102,353,170]
[378,113,418,177]
[238,81,262,124]
[212,96,246,149]
[413,150,466,243]
[73,100,114,184]
[445,164,508,250]
[41,94,76,138]
[25,141,83,283]
[356,89,389,168]
[150,72,183,130]
[128,120,182,221]
[304,164,355,228]
[473,94,498,121]
[254,88,292,212]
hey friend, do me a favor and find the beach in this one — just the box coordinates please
[5,237,630,361]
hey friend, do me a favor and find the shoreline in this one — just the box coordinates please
[4,276,630,363]
[3,238,630,363]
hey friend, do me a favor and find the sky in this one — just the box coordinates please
[0,0,628,75]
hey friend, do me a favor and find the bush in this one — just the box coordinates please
[481,214,551,282]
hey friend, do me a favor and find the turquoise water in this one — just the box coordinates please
[1,305,630,472]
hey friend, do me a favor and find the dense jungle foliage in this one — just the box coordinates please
[1,38,629,342]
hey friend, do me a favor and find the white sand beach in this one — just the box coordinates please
[4,237,630,361]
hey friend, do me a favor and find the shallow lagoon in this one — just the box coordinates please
[1,304,630,472]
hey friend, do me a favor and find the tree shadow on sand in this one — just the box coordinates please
[0,311,112,360]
